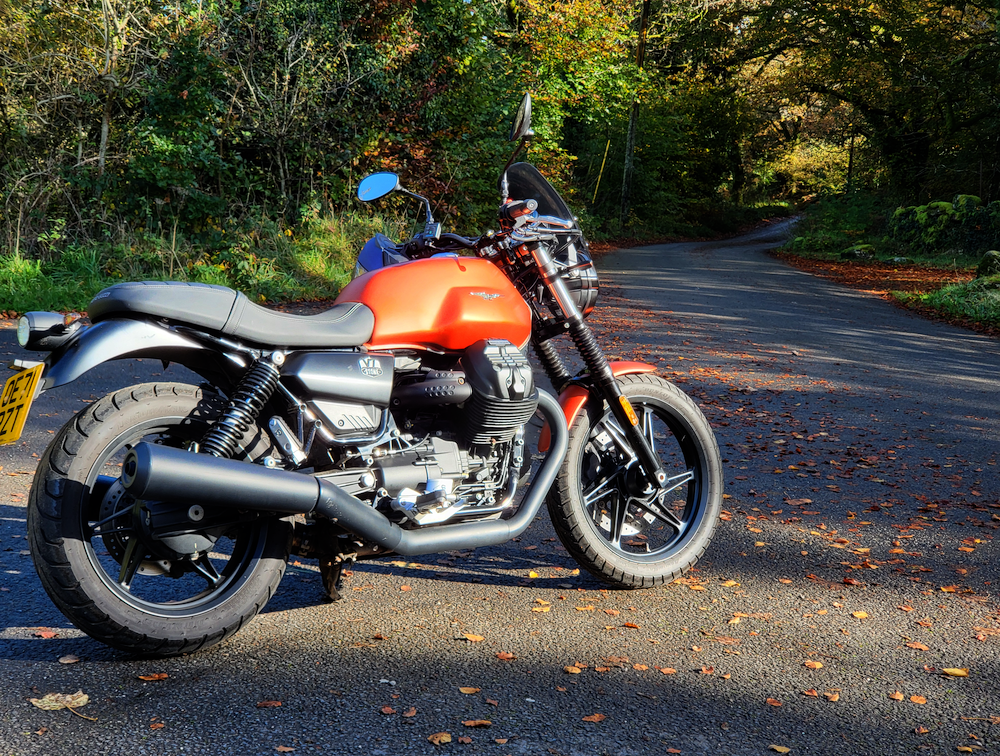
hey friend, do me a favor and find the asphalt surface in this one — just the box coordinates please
[2,219,1000,756]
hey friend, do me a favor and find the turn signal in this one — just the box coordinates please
[619,395,639,426]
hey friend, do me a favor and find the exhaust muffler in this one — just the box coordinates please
[122,390,568,556]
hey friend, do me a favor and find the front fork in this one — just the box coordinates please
[528,244,668,490]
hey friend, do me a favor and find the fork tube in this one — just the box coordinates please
[527,243,667,488]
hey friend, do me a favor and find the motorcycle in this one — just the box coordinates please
[2,94,722,656]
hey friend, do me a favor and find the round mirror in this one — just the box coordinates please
[509,93,532,142]
[357,172,400,202]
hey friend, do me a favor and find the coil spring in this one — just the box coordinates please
[200,357,281,458]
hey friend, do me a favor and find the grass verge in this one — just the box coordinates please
[0,210,402,315]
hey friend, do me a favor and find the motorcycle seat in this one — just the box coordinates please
[88,281,375,348]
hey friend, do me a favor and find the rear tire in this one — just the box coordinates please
[547,374,723,587]
[27,383,289,656]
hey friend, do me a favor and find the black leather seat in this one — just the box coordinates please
[88,281,375,348]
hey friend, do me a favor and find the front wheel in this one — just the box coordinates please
[547,374,723,587]
[27,383,289,656]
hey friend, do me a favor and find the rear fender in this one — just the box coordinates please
[41,319,213,391]
[537,361,657,452]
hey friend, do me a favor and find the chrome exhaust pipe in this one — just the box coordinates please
[122,390,568,557]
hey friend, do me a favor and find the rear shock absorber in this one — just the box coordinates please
[200,354,283,458]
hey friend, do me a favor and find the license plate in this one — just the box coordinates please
[0,363,44,446]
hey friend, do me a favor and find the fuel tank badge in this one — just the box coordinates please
[470,291,500,301]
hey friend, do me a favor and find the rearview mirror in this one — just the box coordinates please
[509,93,533,142]
[357,172,400,202]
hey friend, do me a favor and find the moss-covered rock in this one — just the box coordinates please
[841,244,875,260]
[977,250,1000,278]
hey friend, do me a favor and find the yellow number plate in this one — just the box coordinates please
[0,363,44,446]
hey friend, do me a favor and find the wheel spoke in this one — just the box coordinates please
[631,497,685,532]
[608,494,628,548]
[117,536,145,591]
[189,555,223,588]
[87,506,131,537]
[642,407,655,452]
[661,469,695,496]
[583,466,627,507]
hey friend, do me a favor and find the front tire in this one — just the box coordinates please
[27,383,289,656]
[547,374,723,587]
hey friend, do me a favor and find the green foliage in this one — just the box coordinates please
[896,275,1000,328]
[784,194,892,258]
[889,197,1000,263]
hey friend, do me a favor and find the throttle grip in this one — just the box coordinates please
[500,198,538,222]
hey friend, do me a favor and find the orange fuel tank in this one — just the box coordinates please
[334,256,532,352]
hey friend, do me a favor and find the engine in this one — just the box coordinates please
[315,339,537,528]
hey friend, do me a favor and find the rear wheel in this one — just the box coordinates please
[27,383,289,656]
[547,374,723,587]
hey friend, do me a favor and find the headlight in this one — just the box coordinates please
[17,312,84,351]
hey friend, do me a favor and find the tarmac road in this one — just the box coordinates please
[2,219,1000,756]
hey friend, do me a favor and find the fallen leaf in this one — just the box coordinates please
[486,698,499,706]
[463,633,485,643]
[594,666,611,672]
[728,616,741,625]
[915,726,929,734]
[403,707,417,717]
[778,578,792,584]
[582,713,606,723]
[458,687,480,694]
[400,585,412,592]
[576,605,595,611]
[898,606,914,612]
[825,692,839,702]
[851,611,868,619]
[769,747,791,754]
[623,622,640,629]
[843,577,861,586]
[889,691,904,701]
[462,720,492,727]
[138,673,168,682]
[659,667,677,675]
[721,673,731,679]
[907,642,931,651]
[564,665,582,674]
[957,747,973,753]
[428,732,452,746]
[380,706,397,715]
[528,571,539,578]
[531,606,551,613]
[633,664,648,671]
[766,698,782,707]
[691,646,702,652]
[910,695,927,705]
[275,747,295,753]
[603,608,620,616]
[495,738,509,744]
[802,689,819,697]
[33,630,58,639]
[457,736,472,744]
[150,722,165,730]
[257,701,282,708]
[700,666,714,675]
[942,668,969,677]
[496,652,515,661]
[29,691,90,711]
[58,655,80,664]
[940,585,957,593]
[721,580,739,587]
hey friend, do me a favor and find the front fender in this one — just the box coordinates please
[537,361,657,452]
[41,319,211,390]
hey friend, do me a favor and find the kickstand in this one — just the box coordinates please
[318,553,355,602]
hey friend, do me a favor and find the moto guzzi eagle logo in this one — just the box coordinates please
[470,291,501,301]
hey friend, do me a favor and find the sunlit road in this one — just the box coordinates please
[3,221,1000,756]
